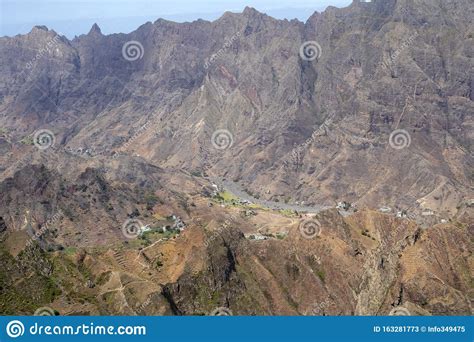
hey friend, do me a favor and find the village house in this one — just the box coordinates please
[378,206,392,213]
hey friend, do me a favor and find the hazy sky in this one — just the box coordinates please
[1,0,352,38]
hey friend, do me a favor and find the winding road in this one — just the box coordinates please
[211,177,330,214]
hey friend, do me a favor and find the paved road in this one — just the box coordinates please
[211,178,330,214]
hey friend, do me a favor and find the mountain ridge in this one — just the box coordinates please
[0,0,472,316]
[0,0,472,212]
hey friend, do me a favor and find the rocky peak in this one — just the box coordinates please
[31,25,49,33]
[25,25,62,44]
[242,6,260,16]
[241,6,270,22]
[0,0,472,217]
[88,23,102,36]
[0,0,472,317]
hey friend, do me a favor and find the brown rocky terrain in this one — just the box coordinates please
[0,0,472,316]
[0,203,471,315]
[0,0,472,211]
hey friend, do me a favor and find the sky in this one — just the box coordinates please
[0,0,352,38]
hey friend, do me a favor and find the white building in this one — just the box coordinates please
[421,210,434,216]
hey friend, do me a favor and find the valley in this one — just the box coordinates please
[0,0,472,316]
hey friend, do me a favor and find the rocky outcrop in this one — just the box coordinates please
[0,0,472,213]
[0,0,472,316]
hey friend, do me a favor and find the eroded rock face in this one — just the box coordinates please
[158,211,472,316]
[0,0,472,213]
[0,0,472,316]
[3,209,469,316]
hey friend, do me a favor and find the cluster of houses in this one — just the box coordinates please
[245,233,269,241]
[245,231,287,241]
[137,214,186,237]
[336,201,358,216]
[336,201,450,222]
[377,206,450,223]
[378,206,412,218]
[210,184,220,197]
[336,201,352,211]
[172,215,186,231]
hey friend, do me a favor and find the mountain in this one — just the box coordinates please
[1,0,473,211]
[0,0,472,316]
[1,207,472,315]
